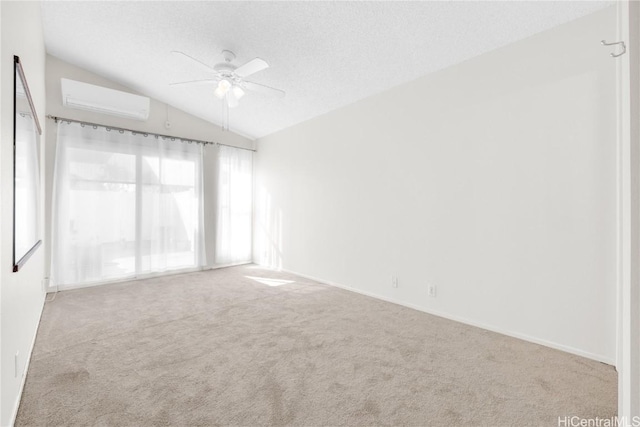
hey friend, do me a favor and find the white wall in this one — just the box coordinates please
[254,7,617,363]
[0,2,47,425]
[44,55,254,280]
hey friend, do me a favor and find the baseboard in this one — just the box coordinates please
[48,262,253,293]
[9,291,46,427]
[281,268,615,366]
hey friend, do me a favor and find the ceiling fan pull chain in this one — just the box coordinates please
[222,97,229,132]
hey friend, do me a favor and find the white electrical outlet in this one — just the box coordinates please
[391,276,398,288]
[428,284,437,297]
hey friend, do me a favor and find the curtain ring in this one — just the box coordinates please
[80,123,85,127]
[93,125,97,129]
[171,138,175,141]
[119,130,124,134]
[143,133,148,137]
[106,127,111,132]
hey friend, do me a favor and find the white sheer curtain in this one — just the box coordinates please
[215,145,253,265]
[51,122,204,288]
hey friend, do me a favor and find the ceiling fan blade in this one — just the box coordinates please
[171,50,216,73]
[169,78,220,86]
[226,89,239,108]
[235,58,269,78]
[243,81,285,98]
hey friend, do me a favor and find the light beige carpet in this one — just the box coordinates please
[16,265,616,426]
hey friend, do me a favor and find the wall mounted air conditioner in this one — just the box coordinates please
[61,78,150,121]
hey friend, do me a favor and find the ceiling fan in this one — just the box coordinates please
[170,50,285,108]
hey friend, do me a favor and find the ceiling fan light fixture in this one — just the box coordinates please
[214,87,226,99]
[232,85,245,99]
[214,79,231,99]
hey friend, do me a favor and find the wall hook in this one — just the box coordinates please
[601,40,626,58]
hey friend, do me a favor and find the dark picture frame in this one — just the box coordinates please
[13,56,42,272]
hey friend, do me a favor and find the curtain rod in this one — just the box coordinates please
[46,115,256,152]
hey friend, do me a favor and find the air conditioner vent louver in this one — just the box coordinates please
[61,78,150,121]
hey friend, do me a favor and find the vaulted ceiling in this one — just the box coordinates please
[41,1,612,140]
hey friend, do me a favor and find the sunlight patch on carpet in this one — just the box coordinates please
[245,276,295,287]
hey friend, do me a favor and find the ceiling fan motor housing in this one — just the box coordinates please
[212,50,239,78]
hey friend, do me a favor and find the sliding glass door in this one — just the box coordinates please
[140,155,200,272]
[64,148,137,281]
[51,122,203,288]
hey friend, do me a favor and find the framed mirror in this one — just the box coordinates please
[13,56,42,272]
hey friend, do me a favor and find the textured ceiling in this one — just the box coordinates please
[41,1,612,140]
